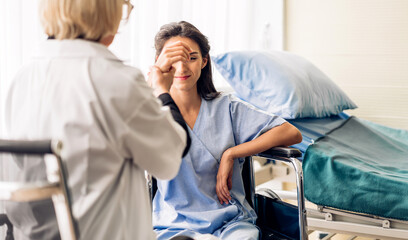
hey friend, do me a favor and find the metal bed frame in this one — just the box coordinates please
[255,148,408,240]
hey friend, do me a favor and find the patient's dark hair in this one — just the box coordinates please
[154,21,220,100]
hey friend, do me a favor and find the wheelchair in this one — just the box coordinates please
[0,139,78,240]
[149,147,307,240]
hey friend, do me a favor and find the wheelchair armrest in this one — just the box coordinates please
[257,146,302,159]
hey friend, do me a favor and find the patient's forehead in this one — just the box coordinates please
[164,36,202,55]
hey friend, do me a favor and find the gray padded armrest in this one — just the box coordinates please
[257,146,302,158]
[0,140,53,154]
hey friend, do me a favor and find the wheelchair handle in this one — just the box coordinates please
[0,140,62,155]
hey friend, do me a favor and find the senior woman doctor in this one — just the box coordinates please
[2,0,192,239]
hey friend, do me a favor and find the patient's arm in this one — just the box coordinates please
[216,122,302,204]
[234,122,302,155]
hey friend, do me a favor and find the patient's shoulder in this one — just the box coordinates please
[205,93,259,113]
[226,93,257,108]
[226,93,274,117]
[204,92,232,106]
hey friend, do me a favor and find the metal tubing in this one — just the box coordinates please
[49,153,77,240]
[0,139,53,154]
[289,157,308,240]
[0,139,77,240]
[248,156,256,207]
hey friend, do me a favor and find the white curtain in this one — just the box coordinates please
[111,0,284,89]
[0,0,283,237]
[0,0,284,118]
[0,1,45,237]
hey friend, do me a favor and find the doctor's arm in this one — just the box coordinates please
[148,64,191,157]
[216,122,302,204]
[157,93,191,157]
[147,43,193,157]
[123,94,187,180]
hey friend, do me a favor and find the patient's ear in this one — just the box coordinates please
[202,57,208,69]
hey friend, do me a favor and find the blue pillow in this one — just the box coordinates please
[212,51,357,119]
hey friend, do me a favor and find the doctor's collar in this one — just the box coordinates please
[47,34,101,42]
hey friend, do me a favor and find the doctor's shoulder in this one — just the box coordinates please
[89,59,147,92]
[88,59,158,108]
[6,60,38,92]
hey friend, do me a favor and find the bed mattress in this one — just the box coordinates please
[288,112,348,155]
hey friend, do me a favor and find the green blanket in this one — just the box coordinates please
[303,116,408,221]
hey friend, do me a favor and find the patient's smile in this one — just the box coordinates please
[175,75,190,80]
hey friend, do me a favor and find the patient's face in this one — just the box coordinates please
[164,36,207,94]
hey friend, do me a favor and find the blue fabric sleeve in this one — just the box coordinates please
[229,96,286,145]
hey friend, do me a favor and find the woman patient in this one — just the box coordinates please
[151,21,302,240]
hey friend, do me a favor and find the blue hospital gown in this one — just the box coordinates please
[153,94,286,240]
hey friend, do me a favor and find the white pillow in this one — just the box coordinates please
[212,51,357,119]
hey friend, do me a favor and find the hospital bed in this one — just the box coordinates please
[282,114,408,240]
[250,116,408,240]
[212,50,408,240]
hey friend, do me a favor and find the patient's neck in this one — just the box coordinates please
[171,88,201,129]
[171,88,200,109]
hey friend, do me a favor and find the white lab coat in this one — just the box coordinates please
[2,39,186,240]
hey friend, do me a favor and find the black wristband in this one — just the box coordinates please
[158,93,191,157]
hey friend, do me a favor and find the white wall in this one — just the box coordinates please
[285,0,408,130]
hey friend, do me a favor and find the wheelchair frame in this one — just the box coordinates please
[0,139,78,240]
[245,147,307,240]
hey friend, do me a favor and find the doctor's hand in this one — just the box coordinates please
[216,149,234,205]
[147,65,176,96]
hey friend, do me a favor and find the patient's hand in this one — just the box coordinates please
[155,41,192,72]
[149,41,192,96]
[216,149,234,204]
